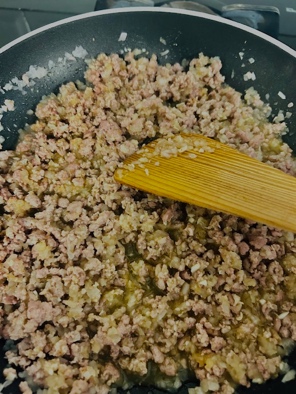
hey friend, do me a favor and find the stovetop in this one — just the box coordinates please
[0,0,296,49]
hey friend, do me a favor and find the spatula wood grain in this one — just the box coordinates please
[114,134,296,233]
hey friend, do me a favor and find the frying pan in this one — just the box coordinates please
[0,7,296,394]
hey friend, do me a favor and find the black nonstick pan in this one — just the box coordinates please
[0,7,295,394]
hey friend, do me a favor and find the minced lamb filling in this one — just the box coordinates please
[116,133,216,177]
[0,52,296,394]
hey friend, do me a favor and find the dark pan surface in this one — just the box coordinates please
[0,8,295,394]
[0,9,296,151]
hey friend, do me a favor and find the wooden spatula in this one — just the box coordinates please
[114,133,296,233]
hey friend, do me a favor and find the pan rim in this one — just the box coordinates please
[0,7,296,58]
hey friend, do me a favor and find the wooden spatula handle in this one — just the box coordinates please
[115,134,296,233]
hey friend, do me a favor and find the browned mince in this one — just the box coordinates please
[0,52,295,394]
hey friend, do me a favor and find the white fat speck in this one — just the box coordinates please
[0,124,3,132]
[265,93,270,100]
[239,51,244,60]
[286,112,292,119]
[278,311,289,319]
[10,79,25,91]
[280,362,290,372]
[243,71,256,81]
[188,153,197,159]
[72,46,88,59]
[160,49,169,56]
[191,263,200,273]
[48,60,55,69]
[1,45,91,98]
[248,57,255,64]
[4,99,15,111]
[0,135,5,143]
[278,91,286,100]
[288,102,294,108]
[27,65,47,79]
[144,168,149,176]
[160,37,167,45]
[64,52,76,61]
[118,32,127,42]
[282,369,295,383]
[274,110,285,123]
[0,379,14,391]
[252,378,264,384]
[3,83,13,91]
[133,48,142,56]
[231,69,235,79]
[22,74,29,86]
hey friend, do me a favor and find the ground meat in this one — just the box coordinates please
[0,51,295,394]
[210,336,227,352]
[28,300,54,324]
[19,381,33,394]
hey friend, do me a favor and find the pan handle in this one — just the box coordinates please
[155,0,224,13]
[155,1,280,38]
[172,0,225,14]
[221,4,280,38]
[94,0,280,39]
